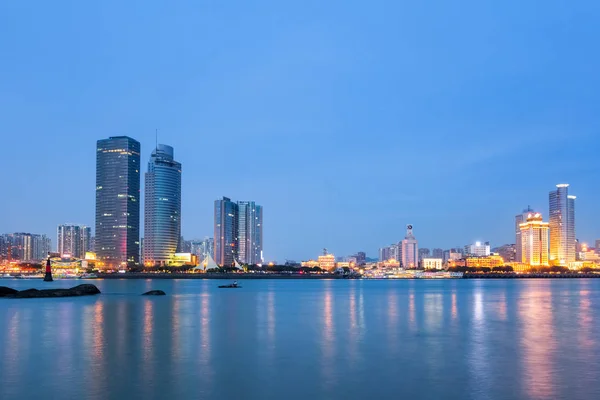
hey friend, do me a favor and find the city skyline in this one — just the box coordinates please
[1,2,599,261]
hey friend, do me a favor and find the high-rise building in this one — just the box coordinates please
[549,184,576,265]
[57,224,91,259]
[143,144,182,266]
[519,212,549,266]
[214,197,263,266]
[401,225,418,268]
[596,239,600,251]
[0,233,49,262]
[432,248,443,259]
[214,197,238,266]
[95,136,141,268]
[237,201,263,265]
[379,247,390,261]
[515,206,534,263]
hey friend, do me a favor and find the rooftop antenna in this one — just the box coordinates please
[155,128,158,151]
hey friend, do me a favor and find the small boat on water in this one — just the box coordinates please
[218,281,241,289]
[2,273,12,278]
[80,273,98,279]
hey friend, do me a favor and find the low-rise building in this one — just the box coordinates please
[421,258,443,270]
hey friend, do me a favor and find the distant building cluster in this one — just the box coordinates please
[0,233,51,263]
[373,183,595,272]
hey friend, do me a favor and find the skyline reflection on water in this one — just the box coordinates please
[1,279,600,400]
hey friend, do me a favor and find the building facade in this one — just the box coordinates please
[422,258,443,270]
[401,225,418,269]
[95,136,141,268]
[214,197,238,267]
[237,201,263,265]
[57,224,91,259]
[519,212,549,266]
[515,206,534,263]
[143,144,182,266]
[432,248,443,259]
[549,184,576,265]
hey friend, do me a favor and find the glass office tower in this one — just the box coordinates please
[143,144,182,266]
[549,184,576,265]
[95,136,141,268]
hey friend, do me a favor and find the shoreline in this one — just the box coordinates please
[92,272,600,280]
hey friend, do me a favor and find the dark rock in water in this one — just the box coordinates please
[142,290,166,296]
[3,284,101,299]
[0,287,18,297]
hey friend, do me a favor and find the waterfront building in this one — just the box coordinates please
[549,184,576,265]
[143,144,182,267]
[401,225,418,269]
[318,250,336,271]
[519,212,549,266]
[214,197,238,266]
[237,201,263,265]
[422,258,442,270]
[432,248,443,259]
[95,136,141,268]
[214,197,263,266]
[449,255,504,268]
[389,243,400,262]
[515,206,535,262]
[355,251,366,265]
[57,224,91,259]
[467,241,491,257]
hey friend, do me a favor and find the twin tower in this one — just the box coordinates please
[95,137,181,268]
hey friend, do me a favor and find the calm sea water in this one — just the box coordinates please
[1,278,599,400]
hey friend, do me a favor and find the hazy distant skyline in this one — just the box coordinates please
[1,1,599,261]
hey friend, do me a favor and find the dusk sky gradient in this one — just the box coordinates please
[1,1,599,261]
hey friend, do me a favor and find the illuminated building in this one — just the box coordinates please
[57,224,91,259]
[300,260,319,268]
[318,252,336,271]
[95,136,141,268]
[549,184,576,265]
[449,255,505,268]
[143,144,182,266]
[237,201,263,265]
[214,197,238,266]
[214,197,263,266]
[515,207,534,262]
[467,241,491,257]
[422,258,443,270]
[401,225,418,268]
[519,212,549,266]
[166,253,198,266]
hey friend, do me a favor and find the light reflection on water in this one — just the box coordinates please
[0,279,599,400]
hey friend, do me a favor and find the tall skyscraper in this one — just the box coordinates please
[519,211,549,266]
[401,225,418,268]
[143,144,182,266]
[57,224,91,259]
[237,201,263,265]
[418,248,430,260]
[214,197,238,266]
[95,136,141,268]
[32,234,51,261]
[515,206,534,263]
[549,184,576,265]
[467,241,491,257]
[432,248,443,259]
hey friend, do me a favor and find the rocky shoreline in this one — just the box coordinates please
[0,284,101,298]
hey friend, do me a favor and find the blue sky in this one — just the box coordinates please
[1,0,599,261]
